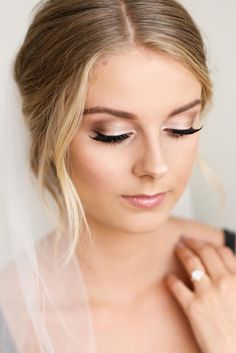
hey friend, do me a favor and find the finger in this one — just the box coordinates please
[216,245,236,273]
[175,241,211,293]
[165,274,194,314]
[181,237,229,280]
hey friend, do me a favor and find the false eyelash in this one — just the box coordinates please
[168,126,203,136]
[89,125,203,146]
[90,131,133,144]
[166,126,203,139]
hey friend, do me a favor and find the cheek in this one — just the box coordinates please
[171,138,199,185]
[69,142,124,194]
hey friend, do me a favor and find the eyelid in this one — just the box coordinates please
[88,110,202,139]
[165,111,200,122]
[163,115,201,130]
[90,123,132,133]
[89,126,202,146]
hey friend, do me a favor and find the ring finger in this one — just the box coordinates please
[175,241,211,293]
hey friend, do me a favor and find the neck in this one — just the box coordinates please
[76,216,179,309]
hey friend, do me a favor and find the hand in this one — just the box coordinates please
[165,236,236,353]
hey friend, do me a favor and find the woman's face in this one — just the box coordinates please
[69,48,202,235]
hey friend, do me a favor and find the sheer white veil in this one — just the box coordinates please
[0,31,97,353]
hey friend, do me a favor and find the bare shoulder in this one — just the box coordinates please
[168,215,225,247]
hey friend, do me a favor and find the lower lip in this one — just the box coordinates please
[122,193,167,209]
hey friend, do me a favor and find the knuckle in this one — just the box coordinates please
[186,257,197,268]
[215,275,230,292]
[199,245,212,258]
[220,245,234,255]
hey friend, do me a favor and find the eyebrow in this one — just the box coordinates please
[83,99,202,120]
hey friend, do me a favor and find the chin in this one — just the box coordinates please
[115,209,171,235]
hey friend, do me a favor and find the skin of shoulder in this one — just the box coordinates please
[169,215,225,247]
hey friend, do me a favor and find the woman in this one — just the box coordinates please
[1,0,236,352]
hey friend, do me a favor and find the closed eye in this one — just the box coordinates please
[89,125,203,146]
[166,126,203,137]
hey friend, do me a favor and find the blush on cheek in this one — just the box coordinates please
[172,140,198,185]
[69,149,116,196]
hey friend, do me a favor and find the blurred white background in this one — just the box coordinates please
[179,0,236,229]
[0,0,235,268]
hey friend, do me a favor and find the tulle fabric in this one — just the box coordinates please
[0,72,97,353]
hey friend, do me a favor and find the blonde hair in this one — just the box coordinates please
[14,0,214,264]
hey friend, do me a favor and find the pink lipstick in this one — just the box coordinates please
[122,193,167,209]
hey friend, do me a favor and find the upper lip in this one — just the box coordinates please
[123,192,166,198]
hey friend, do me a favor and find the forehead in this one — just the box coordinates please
[86,49,201,117]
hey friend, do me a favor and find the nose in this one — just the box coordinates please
[132,137,168,179]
